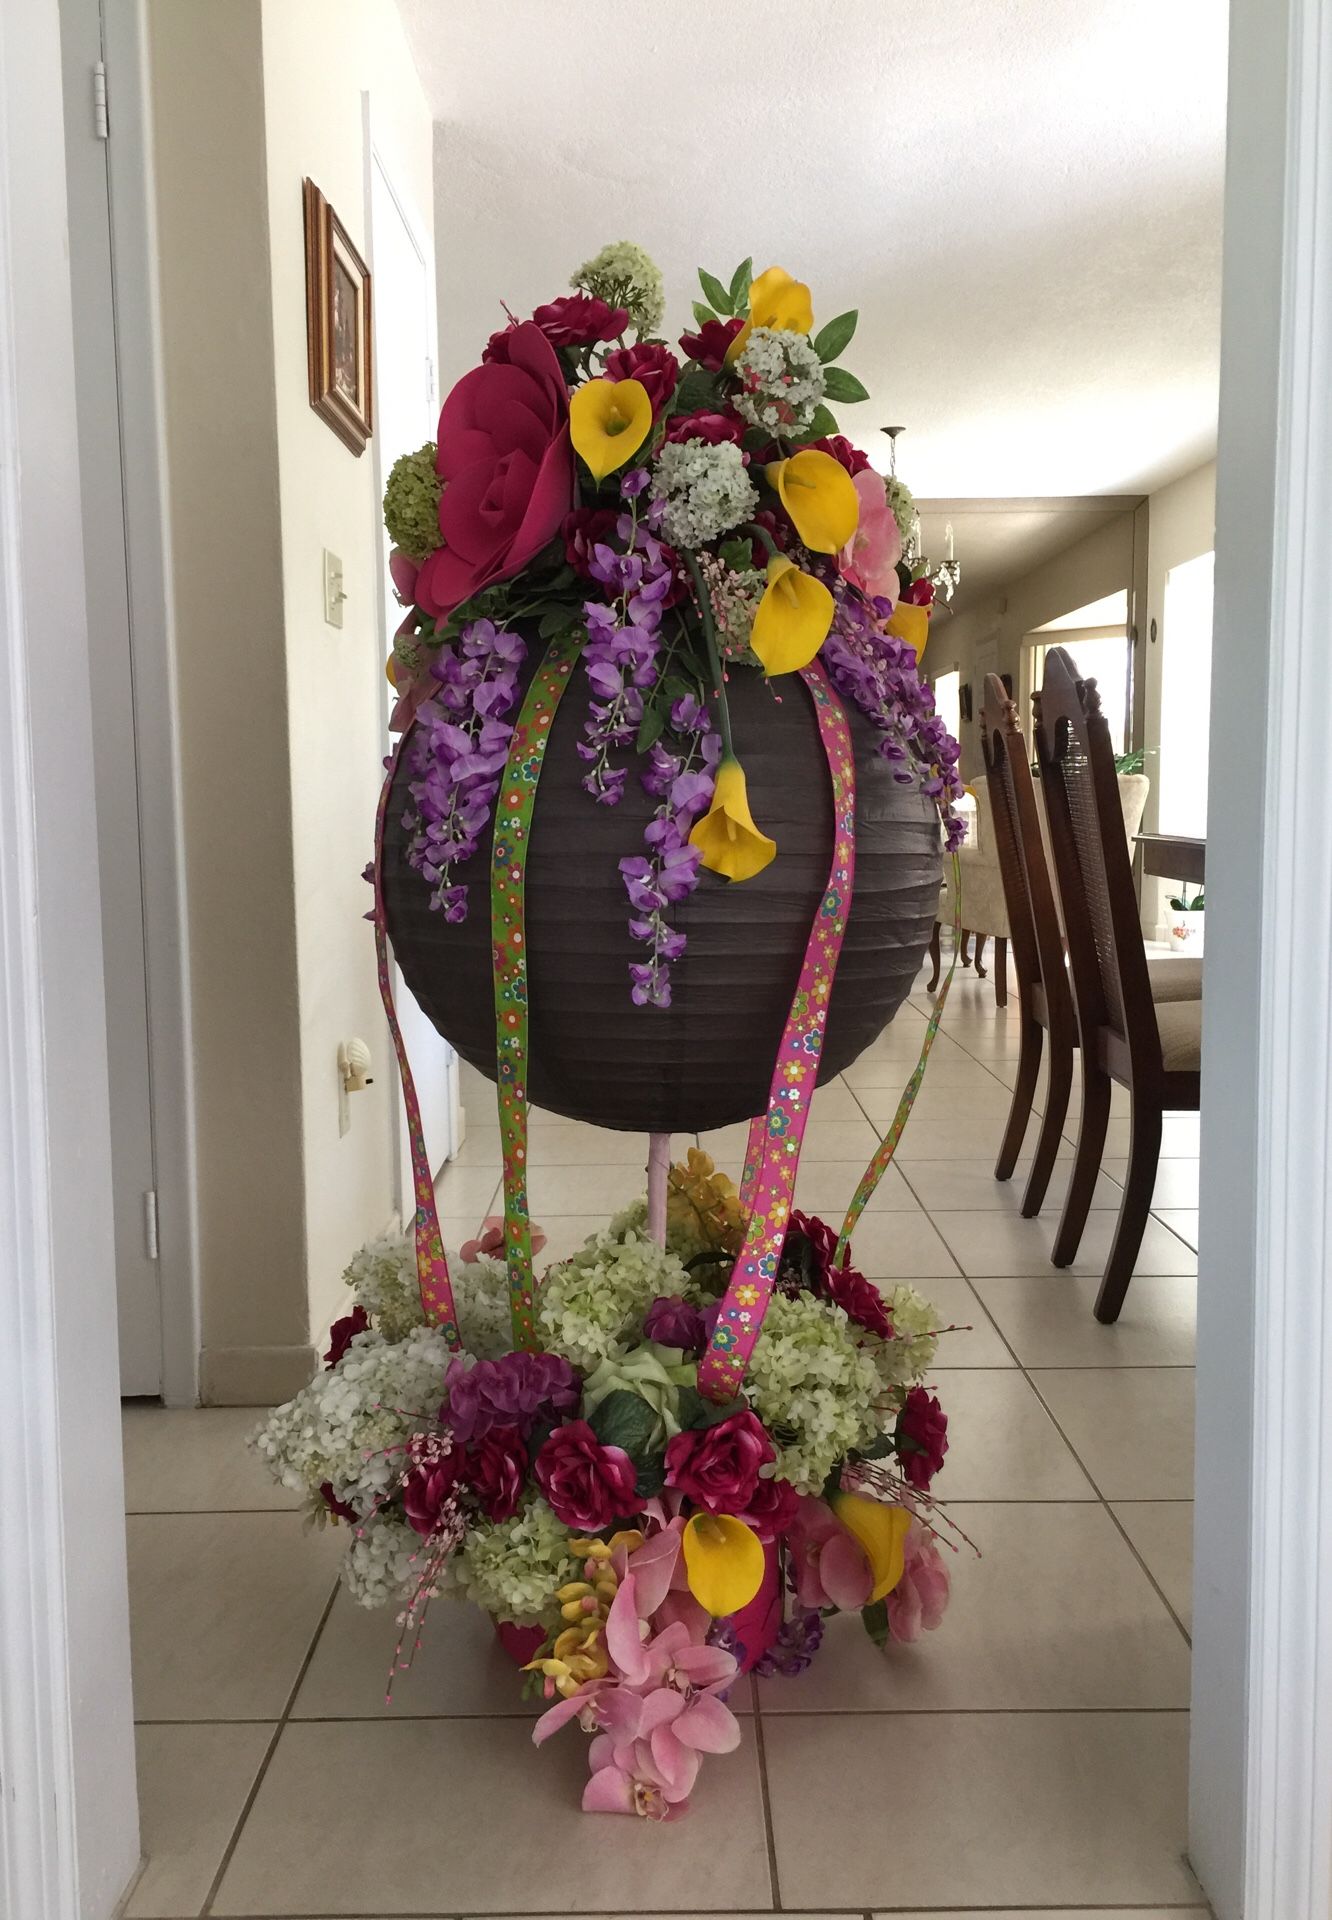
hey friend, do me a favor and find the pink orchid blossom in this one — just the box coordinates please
[458,1214,548,1265]
[582,1732,694,1819]
[885,1518,952,1642]
[787,1494,874,1611]
[838,467,902,605]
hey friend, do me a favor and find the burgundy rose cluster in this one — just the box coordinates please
[399,1351,579,1537]
[782,1210,895,1339]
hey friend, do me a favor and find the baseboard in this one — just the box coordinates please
[200,1343,318,1407]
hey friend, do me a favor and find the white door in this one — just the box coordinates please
[58,0,161,1394]
[369,146,463,1208]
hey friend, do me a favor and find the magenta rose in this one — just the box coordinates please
[532,293,628,347]
[783,1211,892,1340]
[642,1293,709,1352]
[678,315,744,370]
[896,1386,949,1490]
[665,1410,774,1514]
[415,321,573,620]
[323,1305,369,1369]
[464,1425,527,1523]
[319,1481,358,1524]
[736,1474,801,1542]
[401,1433,463,1539]
[806,433,871,475]
[562,506,620,580]
[604,341,680,418]
[534,1420,642,1531]
[662,406,747,447]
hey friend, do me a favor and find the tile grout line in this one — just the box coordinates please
[748,1686,784,1912]
[197,1574,341,1919]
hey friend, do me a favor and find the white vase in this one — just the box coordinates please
[1167,908,1205,955]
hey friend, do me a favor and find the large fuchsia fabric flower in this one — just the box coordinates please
[534,1420,642,1532]
[663,1409,774,1512]
[415,321,574,619]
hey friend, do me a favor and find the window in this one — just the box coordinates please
[1156,550,1214,836]
[1024,591,1132,756]
[933,667,961,744]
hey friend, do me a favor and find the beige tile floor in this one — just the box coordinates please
[121,964,1208,1918]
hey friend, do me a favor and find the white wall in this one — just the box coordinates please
[147,0,435,1399]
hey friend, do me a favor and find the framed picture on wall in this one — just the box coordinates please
[303,178,373,455]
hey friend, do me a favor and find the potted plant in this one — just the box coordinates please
[1167,883,1205,953]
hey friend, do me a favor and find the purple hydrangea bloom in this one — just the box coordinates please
[643,1294,709,1352]
[443,1351,579,1444]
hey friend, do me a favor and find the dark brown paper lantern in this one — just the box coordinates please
[381,656,941,1135]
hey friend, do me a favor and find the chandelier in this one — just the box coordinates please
[881,426,961,606]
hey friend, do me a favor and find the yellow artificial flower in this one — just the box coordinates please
[688,755,777,882]
[885,598,930,663]
[750,555,834,676]
[681,1513,765,1616]
[767,449,859,554]
[727,265,815,362]
[831,1492,912,1603]
[524,1623,610,1698]
[570,377,653,481]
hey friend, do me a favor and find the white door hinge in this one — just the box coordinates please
[142,1189,159,1262]
[93,60,108,140]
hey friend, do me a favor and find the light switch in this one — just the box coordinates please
[323,549,345,628]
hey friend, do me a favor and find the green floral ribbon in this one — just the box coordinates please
[835,850,963,1262]
[491,629,584,1350]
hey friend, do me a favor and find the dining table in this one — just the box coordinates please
[1136,831,1206,887]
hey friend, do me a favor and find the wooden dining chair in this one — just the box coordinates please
[979,673,1075,1215]
[1034,645,1202,1322]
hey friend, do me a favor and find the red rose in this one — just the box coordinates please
[401,1433,464,1539]
[532,293,627,347]
[324,1305,369,1369]
[896,1386,949,1490]
[784,1211,892,1339]
[736,1474,801,1541]
[806,434,871,475]
[678,316,744,370]
[416,322,574,620]
[319,1481,358,1524]
[604,341,680,419]
[902,576,936,607]
[663,407,747,447]
[534,1420,642,1532]
[464,1425,527,1523]
[562,507,620,580]
[665,1410,774,1514]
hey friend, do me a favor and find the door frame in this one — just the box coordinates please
[0,0,140,1911]
[100,0,201,1405]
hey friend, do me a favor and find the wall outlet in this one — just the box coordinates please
[323,549,345,628]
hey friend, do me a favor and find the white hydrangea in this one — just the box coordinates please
[453,1254,514,1360]
[874,1282,941,1389]
[732,327,826,436]
[744,1291,882,1495]
[344,1234,424,1340]
[537,1225,691,1368]
[651,439,758,550]
[343,1510,424,1609]
[249,1323,454,1510]
[573,239,665,337]
[447,1494,578,1626]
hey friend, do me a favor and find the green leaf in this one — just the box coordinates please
[717,537,756,573]
[802,403,840,440]
[690,301,718,331]
[634,1457,666,1500]
[861,1597,890,1650]
[676,1386,747,1432]
[538,607,574,638]
[672,366,723,414]
[852,1430,896,1462]
[822,366,871,405]
[698,268,732,316]
[587,1389,660,1461]
[636,703,665,753]
[813,309,859,363]
[728,256,753,312]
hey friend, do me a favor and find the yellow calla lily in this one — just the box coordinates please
[681,1513,765,1616]
[831,1492,912,1603]
[726,264,815,363]
[570,377,653,481]
[688,755,777,883]
[767,449,859,554]
[885,598,930,664]
[750,555,834,676]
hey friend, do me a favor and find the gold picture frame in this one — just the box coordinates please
[303,177,373,455]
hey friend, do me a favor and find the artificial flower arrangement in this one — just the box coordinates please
[382,240,964,1006]
[254,1149,957,1818]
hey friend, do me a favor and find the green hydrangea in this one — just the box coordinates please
[875,1282,941,1389]
[383,442,443,562]
[345,1234,425,1341]
[447,1494,577,1626]
[537,1226,690,1368]
[884,475,916,550]
[744,1291,882,1495]
[572,240,665,338]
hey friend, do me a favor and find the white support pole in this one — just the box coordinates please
[646,1132,671,1247]
[0,0,140,1913]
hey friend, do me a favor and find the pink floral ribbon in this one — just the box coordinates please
[698,663,856,1403]
[373,741,462,1346]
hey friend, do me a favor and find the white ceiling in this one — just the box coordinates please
[398,0,1225,536]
